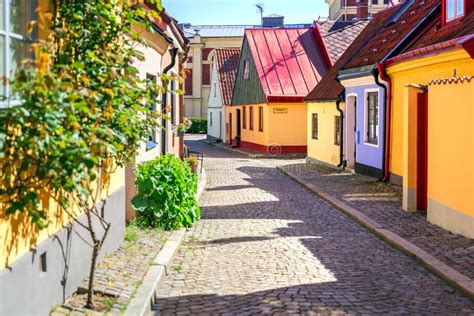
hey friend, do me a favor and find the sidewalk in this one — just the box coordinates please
[278,162,474,299]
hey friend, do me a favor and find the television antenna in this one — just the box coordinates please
[256,3,264,26]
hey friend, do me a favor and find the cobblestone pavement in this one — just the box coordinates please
[279,162,474,281]
[153,139,474,315]
[57,226,170,315]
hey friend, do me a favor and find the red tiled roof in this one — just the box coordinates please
[306,5,401,101]
[343,0,440,69]
[245,28,328,101]
[319,20,370,64]
[214,48,241,106]
[401,9,474,53]
[386,34,474,66]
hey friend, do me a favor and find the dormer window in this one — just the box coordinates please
[446,0,464,22]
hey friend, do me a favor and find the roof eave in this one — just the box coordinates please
[337,65,375,81]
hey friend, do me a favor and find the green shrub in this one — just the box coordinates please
[186,118,207,134]
[132,155,200,230]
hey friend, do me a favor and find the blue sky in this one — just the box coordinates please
[162,0,328,25]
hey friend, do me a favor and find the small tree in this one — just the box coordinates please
[0,0,174,309]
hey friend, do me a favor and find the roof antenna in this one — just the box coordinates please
[256,3,264,26]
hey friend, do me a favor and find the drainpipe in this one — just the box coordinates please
[161,47,179,153]
[336,93,345,169]
[372,63,391,182]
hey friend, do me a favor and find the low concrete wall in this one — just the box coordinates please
[0,186,126,316]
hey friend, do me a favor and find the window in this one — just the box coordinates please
[170,79,176,125]
[334,116,341,145]
[210,112,213,127]
[312,113,318,140]
[243,106,246,129]
[0,0,37,106]
[249,106,254,130]
[213,81,217,98]
[258,106,263,132]
[146,73,157,150]
[243,59,250,80]
[366,91,378,145]
[446,0,464,21]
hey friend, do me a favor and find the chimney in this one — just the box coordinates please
[357,0,369,19]
[262,15,284,28]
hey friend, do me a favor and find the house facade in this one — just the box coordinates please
[126,6,189,220]
[383,1,474,237]
[181,25,248,119]
[207,48,240,141]
[229,27,330,154]
[0,3,188,315]
[336,0,440,179]
[305,10,391,167]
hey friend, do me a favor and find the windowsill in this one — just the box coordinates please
[364,141,379,148]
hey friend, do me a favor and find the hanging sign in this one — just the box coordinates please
[273,108,288,114]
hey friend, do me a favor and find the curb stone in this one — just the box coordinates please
[278,166,474,302]
[125,168,208,316]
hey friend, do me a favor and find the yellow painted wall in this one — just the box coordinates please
[307,101,344,166]
[268,103,307,147]
[386,49,474,179]
[428,80,473,217]
[1,166,124,268]
[226,103,307,148]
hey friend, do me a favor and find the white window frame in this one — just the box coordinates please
[446,0,464,21]
[0,1,35,108]
[364,88,379,148]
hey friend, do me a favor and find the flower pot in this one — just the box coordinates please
[190,164,198,174]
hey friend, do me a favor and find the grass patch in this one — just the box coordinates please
[125,223,140,243]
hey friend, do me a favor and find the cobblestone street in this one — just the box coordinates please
[153,139,474,315]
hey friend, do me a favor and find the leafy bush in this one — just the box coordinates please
[132,155,200,230]
[186,118,207,134]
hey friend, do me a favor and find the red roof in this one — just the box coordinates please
[343,0,439,69]
[214,48,241,106]
[398,9,474,55]
[245,28,329,101]
[306,5,400,101]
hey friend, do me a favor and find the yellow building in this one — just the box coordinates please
[385,31,474,237]
[0,3,188,314]
[230,27,330,154]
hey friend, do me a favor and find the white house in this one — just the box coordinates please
[207,48,240,141]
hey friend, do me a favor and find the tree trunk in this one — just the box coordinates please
[85,241,100,309]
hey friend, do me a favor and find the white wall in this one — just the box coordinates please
[207,57,225,140]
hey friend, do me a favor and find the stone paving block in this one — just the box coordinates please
[152,140,474,315]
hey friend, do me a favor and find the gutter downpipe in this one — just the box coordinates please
[372,62,391,182]
[336,93,345,169]
[161,47,179,154]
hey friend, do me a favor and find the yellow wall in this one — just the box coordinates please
[307,101,343,166]
[387,49,474,178]
[268,103,307,147]
[226,103,307,148]
[428,80,473,217]
[1,166,124,268]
